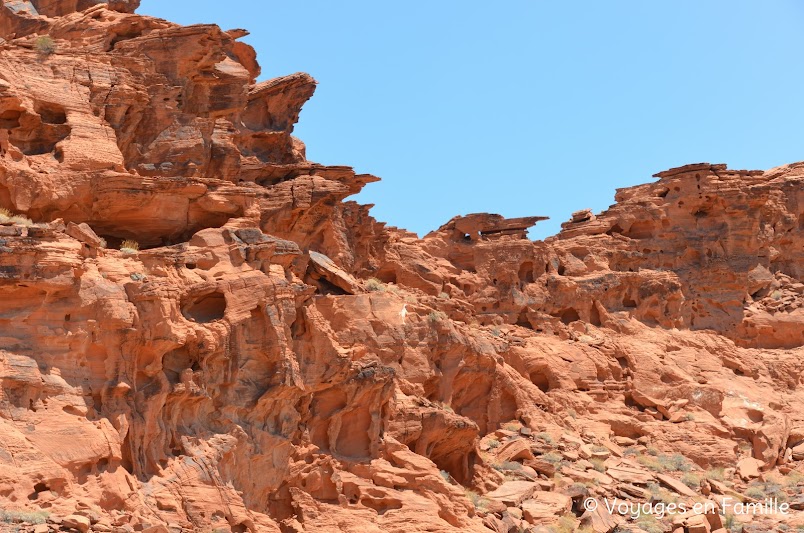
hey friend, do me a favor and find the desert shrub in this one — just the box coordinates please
[492,461,523,472]
[744,485,766,500]
[623,446,640,457]
[723,513,743,532]
[0,510,49,524]
[746,480,786,502]
[464,489,484,509]
[646,482,678,504]
[634,514,664,533]
[637,451,692,473]
[385,284,401,295]
[785,470,804,488]
[705,467,726,481]
[541,452,564,466]
[486,438,500,449]
[10,215,33,226]
[536,432,554,444]
[365,278,385,292]
[681,472,702,488]
[568,482,589,493]
[34,35,56,54]
[550,515,581,533]
[120,239,140,253]
[667,453,693,472]
[428,311,446,324]
[723,513,735,528]
[590,458,606,473]
[637,454,663,471]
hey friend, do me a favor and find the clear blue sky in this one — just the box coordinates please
[138,1,804,240]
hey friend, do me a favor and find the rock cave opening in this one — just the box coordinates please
[34,101,67,125]
[97,233,185,251]
[558,308,580,324]
[530,372,550,393]
[518,261,535,284]
[182,292,227,323]
[589,304,602,326]
[14,124,71,157]
[623,220,654,239]
[27,482,49,501]
[375,270,397,284]
[162,347,198,384]
[516,310,532,329]
[107,29,145,51]
[0,109,21,130]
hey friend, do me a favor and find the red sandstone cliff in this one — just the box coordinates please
[0,2,802,533]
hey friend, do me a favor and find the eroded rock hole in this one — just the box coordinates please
[516,310,532,328]
[108,29,144,51]
[530,372,550,393]
[98,234,176,251]
[559,308,580,324]
[120,434,134,475]
[0,109,21,129]
[518,261,535,284]
[623,220,654,239]
[375,270,397,284]
[360,498,403,515]
[16,125,70,156]
[163,348,194,384]
[182,292,227,323]
[590,305,601,327]
[28,482,49,501]
[35,101,67,124]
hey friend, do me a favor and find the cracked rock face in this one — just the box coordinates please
[0,2,802,533]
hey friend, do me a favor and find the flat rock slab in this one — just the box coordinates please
[496,438,535,463]
[521,491,572,524]
[485,480,538,507]
[581,505,623,533]
[656,473,699,498]
[605,462,654,485]
[736,457,763,480]
[309,250,360,294]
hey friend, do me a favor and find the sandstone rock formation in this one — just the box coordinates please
[0,2,802,533]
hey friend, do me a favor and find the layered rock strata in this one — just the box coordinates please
[0,2,802,532]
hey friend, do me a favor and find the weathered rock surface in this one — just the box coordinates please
[0,1,802,533]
